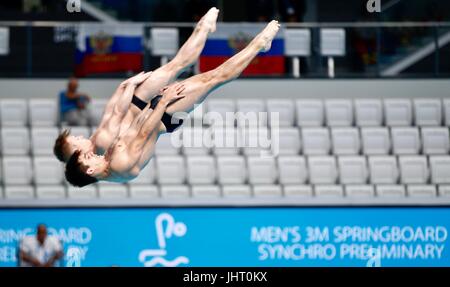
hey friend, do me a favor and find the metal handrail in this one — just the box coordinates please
[1,21,450,28]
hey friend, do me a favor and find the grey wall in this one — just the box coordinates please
[0,79,449,100]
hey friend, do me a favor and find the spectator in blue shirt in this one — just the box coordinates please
[60,77,91,126]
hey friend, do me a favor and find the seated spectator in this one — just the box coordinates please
[60,77,91,126]
[19,224,63,267]
[278,0,306,23]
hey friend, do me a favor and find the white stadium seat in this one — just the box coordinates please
[421,127,450,154]
[236,99,266,127]
[277,156,308,184]
[325,99,353,126]
[217,156,247,185]
[36,185,66,199]
[267,99,295,127]
[2,156,33,185]
[384,99,412,126]
[247,157,277,184]
[186,156,216,184]
[253,185,282,197]
[0,99,28,126]
[369,156,399,184]
[160,185,190,198]
[129,159,155,185]
[89,99,108,126]
[376,185,406,197]
[156,156,186,184]
[345,185,375,197]
[1,127,30,155]
[182,127,212,155]
[354,99,383,126]
[191,185,221,198]
[338,156,368,184]
[283,185,313,197]
[211,128,240,155]
[315,185,344,197]
[407,185,436,197]
[240,128,272,156]
[296,99,324,127]
[430,156,450,184]
[413,98,442,126]
[67,185,97,199]
[301,128,331,155]
[154,131,182,155]
[361,127,391,155]
[308,156,338,184]
[438,185,450,197]
[331,128,360,155]
[33,156,64,185]
[205,99,235,127]
[29,99,58,126]
[277,128,301,155]
[4,185,34,199]
[399,156,429,184]
[129,185,159,199]
[98,183,129,199]
[222,185,252,198]
[31,127,59,155]
[391,127,421,155]
[444,99,450,126]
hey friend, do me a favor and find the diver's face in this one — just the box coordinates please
[79,152,107,177]
[66,135,92,156]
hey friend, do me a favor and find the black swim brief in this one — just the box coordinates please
[131,95,183,133]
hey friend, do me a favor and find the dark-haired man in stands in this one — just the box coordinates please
[19,224,63,267]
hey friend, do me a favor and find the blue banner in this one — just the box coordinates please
[0,207,449,267]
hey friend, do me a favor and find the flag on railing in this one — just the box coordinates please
[199,23,285,76]
[75,24,143,76]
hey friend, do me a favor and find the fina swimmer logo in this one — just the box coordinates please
[366,248,382,267]
[66,246,83,267]
[66,0,81,13]
[367,0,381,13]
[138,213,189,267]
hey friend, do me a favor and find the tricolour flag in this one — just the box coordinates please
[75,24,143,76]
[199,23,285,76]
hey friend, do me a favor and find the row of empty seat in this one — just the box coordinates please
[2,182,450,201]
[1,126,449,156]
[3,98,450,127]
[1,154,450,186]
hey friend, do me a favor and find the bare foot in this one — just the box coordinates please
[200,7,220,33]
[259,20,281,52]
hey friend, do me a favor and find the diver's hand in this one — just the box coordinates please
[160,83,186,105]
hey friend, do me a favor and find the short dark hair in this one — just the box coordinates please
[54,129,71,162]
[36,223,47,230]
[65,150,98,187]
